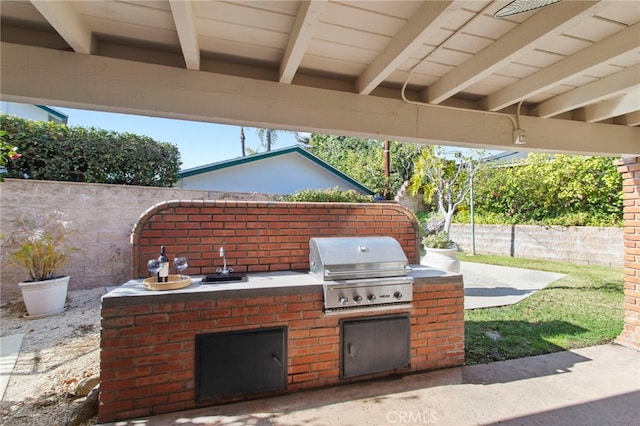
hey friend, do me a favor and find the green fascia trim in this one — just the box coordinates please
[179,145,374,195]
[35,105,68,123]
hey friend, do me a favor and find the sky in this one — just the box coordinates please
[56,107,301,170]
[54,106,505,171]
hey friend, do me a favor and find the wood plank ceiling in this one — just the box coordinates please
[1,0,638,155]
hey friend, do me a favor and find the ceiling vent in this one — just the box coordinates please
[495,0,563,18]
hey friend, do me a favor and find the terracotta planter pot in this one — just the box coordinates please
[19,276,69,319]
[420,247,460,273]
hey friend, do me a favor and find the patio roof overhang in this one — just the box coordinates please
[1,0,638,155]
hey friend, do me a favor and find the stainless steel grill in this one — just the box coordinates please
[309,237,413,312]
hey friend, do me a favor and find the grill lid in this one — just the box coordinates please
[309,236,410,281]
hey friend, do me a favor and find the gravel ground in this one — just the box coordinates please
[0,287,105,426]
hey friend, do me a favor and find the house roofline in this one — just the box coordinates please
[36,105,68,123]
[179,145,374,195]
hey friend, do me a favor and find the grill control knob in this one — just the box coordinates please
[368,294,376,302]
[354,295,363,303]
[394,291,403,300]
[339,296,349,305]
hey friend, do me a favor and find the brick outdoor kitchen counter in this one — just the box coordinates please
[98,200,465,422]
[99,266,465,423]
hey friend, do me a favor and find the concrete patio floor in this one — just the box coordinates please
[97,343,639,425]
[0,333,23,400]
[460,261,565,309]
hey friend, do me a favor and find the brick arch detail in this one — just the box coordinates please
[131,200,421,279]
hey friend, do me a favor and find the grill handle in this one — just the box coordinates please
[325,266,412,278]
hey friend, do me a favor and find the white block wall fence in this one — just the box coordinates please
[450,224,623,268]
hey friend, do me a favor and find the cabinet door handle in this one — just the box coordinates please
[272,355,282,366]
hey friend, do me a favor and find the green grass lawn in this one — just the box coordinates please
[461,253,625,365]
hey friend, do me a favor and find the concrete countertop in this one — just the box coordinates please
[102,265,461,306]
[102,270,320,303]
[410,264,461,279]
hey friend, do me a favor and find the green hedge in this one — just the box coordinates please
[1,114,180,187]
[280,187,374,203]
[469,154,622,227]
[415,153,623,228]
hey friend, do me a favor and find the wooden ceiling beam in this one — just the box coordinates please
[484,22,640,112]
[578,91,640,123]
[29,0,95,54]
[614,111,640,127]
[356,0,460,95]
[425,1,602,104]
[279,0,327,84]
[169,0,200,71]
[532,64,640,118]
[2,42,638,156]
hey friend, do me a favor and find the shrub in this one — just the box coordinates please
[423,231,456,249]
[1,114,181,186]
[280,187,374,203]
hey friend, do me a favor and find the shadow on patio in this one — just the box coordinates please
[97,343,640,426]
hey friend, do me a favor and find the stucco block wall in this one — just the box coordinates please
[0,179,273,302]
[450,224,623,267]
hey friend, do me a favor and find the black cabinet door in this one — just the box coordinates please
[341,315,410,378]
[196,327,287,401]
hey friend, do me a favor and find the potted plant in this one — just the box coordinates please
[421,231,460,273]
[5,210,76,318]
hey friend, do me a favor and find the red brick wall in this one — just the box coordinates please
[131,200,421,278]
[99,277,464,423]
[616,157,640,350]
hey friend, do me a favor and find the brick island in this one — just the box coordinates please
[98,200,464,423]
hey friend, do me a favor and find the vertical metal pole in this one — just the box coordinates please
[383,140,390,200]
[469,162,476,255]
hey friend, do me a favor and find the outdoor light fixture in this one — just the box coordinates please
[513,100,527,145]
[495,0,563,18]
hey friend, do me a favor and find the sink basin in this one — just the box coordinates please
[201,273,248,283]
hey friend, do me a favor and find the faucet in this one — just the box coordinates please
[216,246,234,276]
